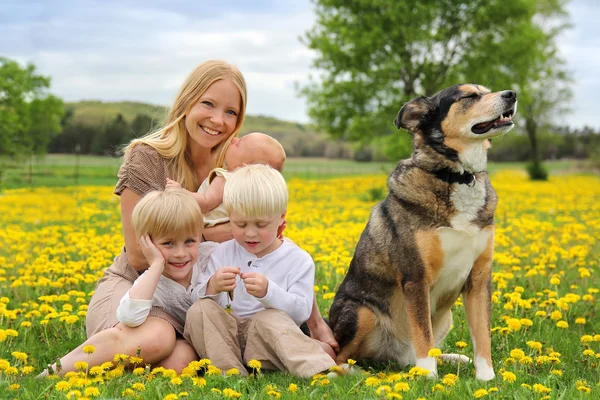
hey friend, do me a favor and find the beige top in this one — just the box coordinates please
[198,167,230,227]
[114,143,179,196]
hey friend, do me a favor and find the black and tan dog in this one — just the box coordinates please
[329,84,517,381]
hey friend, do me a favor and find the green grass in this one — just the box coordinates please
[0,155,593,190]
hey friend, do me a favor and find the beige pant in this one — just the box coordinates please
[184,299,336,378]
[86,249,181,337]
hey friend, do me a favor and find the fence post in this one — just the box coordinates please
[74,144,81,185]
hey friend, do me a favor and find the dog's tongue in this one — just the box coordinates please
[473,120,494,130]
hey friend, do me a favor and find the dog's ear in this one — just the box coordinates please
[394,96,433,133]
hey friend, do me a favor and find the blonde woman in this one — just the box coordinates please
[85,60,338,373]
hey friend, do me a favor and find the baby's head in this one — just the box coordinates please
[132,189,203,280]
[223,164,288,257]
[224,132,286,172]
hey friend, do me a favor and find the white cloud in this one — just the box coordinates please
[1,0,599,128]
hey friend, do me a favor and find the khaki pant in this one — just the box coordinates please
[184,299,336,378]
[86,249,181,337]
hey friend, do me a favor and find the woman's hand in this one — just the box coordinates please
[206,266,240,295]
[241,272,268,298]
[139,235,165,271]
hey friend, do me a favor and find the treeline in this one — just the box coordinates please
[50,105,600,163]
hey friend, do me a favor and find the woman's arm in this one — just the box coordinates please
[307,297,339,352]
[202,222,233,243]
[120,188,148,269]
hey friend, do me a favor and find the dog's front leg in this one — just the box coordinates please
[403,281,436,378]
[462,233,495,381]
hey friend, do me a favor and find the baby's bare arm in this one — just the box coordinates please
[196,176,225,213]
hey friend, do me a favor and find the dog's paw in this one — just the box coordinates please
[416,357,438,379]
[326,363,362,379]
[474,356,495,381]
[440,353,471,364]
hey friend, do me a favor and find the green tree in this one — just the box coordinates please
[92,113,129,155]
[0,57,64,158]
[300,0,571,167]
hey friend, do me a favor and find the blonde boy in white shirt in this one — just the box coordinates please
[184,164,336,377]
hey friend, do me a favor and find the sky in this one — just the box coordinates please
[2,0,599,129]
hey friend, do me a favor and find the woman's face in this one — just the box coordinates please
[185,79,242,153]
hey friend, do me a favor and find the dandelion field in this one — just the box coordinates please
[1,170,599,399]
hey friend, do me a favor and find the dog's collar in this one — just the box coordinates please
[433,168,475,186]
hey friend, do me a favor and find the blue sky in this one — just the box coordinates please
[2,0,599,129]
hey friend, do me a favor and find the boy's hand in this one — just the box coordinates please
[241,272,268,298]
[139,235,165,271]
[207,267,240,295]
[166,178,182,190]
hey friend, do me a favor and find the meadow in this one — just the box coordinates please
[0,165,599,399]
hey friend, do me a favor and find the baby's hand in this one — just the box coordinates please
[207,267,240,295]
[241,272,268,298]
[166,178,182,190]
[139,235,165,271]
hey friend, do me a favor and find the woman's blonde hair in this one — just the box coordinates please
[223,164,288,219]
[124,60,247,191]
[132,189,203,240]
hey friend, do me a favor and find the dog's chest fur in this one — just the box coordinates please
[430,178,490,309]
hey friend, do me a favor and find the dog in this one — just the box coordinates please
[328,84,517,381]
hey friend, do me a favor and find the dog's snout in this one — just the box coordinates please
[501,90,517,101]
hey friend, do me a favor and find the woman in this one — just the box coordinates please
[86,60,338,372]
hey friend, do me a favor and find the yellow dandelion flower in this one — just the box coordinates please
[247,359,262,371]
[347,358,356,366]
[132,367,144,375]
[163,394,178,400]
[526,341,542,352]
[556,320,569,329]
[533,383,551,394]
[171,377,182,385]
[550,369,563,376]
[581,335,594,343]
[455,341,468,349]
[288,383,298,393]
[502,371,517,382]
[132,383,145,391]
[583,349,595,357]
[74,361,88,371]
[193,377,207,387]
[223,388,242,399]
[376,385,392,395]
[550,310,562,320]
[113,353,128,362]
[428,348,442,357]
[226,368,240,376]
[84,387,100,397]
[394,382,410,392]
[365,376,381,386]
[386,393,403,399]
[473,388,488,398]
[83,345,95,354]
[122,388,135,397]
[55,381,71,391]
[575,317,586,325]
[9,384,20,390]
[11,351,27,363]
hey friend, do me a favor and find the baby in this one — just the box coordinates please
[167,132,286,228]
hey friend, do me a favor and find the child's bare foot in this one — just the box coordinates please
[317,340,336,361]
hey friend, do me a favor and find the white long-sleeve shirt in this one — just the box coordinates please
[191,239,315,325]
[116,241,218,327]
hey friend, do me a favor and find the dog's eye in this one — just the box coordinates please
[461,93,479,100]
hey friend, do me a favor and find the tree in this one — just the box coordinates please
[0,57,64,158]
[300,0,571,167]
[92,114,130,155]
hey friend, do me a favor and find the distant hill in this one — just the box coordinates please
[64,100,351,158]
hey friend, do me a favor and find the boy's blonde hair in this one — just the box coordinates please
[132,189,203,240]
[223,164,288,219]
[124,60,247,191]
